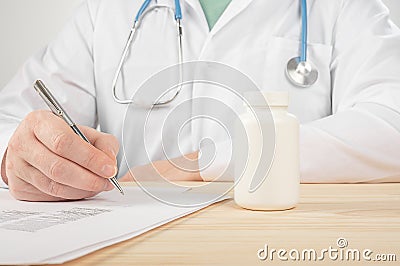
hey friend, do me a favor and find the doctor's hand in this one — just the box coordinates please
[120,152,203,182]
[1,110,119,202]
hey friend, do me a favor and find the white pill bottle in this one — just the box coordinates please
[234,91,300,211]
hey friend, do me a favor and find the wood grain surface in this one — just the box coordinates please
[57,183,400,266]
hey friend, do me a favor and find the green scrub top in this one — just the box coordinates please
[199,0,233,30]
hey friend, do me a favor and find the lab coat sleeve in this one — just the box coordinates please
[301,0,400,183]
[0,0,99,185]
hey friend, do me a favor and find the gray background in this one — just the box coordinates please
[0,0,399,88]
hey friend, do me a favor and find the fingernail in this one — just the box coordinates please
[102,165,117,178]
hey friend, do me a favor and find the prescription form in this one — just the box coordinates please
[0,186,230,265]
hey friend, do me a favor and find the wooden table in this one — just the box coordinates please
[61,183,400,266]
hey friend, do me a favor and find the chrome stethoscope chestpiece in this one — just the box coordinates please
[285,0,319,88]
[286,57,318,88]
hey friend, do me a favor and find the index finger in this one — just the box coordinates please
[78,126,120,161]
[32,112,117,178]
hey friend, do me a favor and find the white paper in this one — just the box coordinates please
[0,186,230,265]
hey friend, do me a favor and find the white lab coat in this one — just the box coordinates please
[1,0,400,186]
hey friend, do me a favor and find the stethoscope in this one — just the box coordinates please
[112,0,319,106]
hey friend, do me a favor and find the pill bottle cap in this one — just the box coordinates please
[244,91,289,107]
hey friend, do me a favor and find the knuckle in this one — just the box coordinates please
[107,134,118,144]
[5,159,14,174]
[88,176,105,192]
[25,111,38,122]
[47,179,63,197]
[114,142,120,153]
[32,151,46,169]
[8,137,23,154]
[29,169,44,186]
[26,110,46,125]
[83,150,99,168]
[109,135,120,150]
[33,109,49,118]
[49,160,65,180]
[29,111,50,134]
[102,133,119,150]
[52,132,73,154]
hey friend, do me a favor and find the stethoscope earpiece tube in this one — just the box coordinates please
[112,0,184,105]
[174,0,182,20]
[135,0,152,22]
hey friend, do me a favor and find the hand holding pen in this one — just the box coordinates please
[0,80,123,201]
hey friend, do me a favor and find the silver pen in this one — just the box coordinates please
[33,80,124,195]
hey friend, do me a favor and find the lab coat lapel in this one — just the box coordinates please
[183,0,209,33]
[209,0,255,35]
[184,0,206,20]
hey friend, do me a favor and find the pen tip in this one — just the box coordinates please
[109,177,125,195]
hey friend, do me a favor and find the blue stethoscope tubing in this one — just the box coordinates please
[135,0,183,22]
[112,0,184,105]
[300,0,307,62]
[111,0,319,105]
[286,0,319,87]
